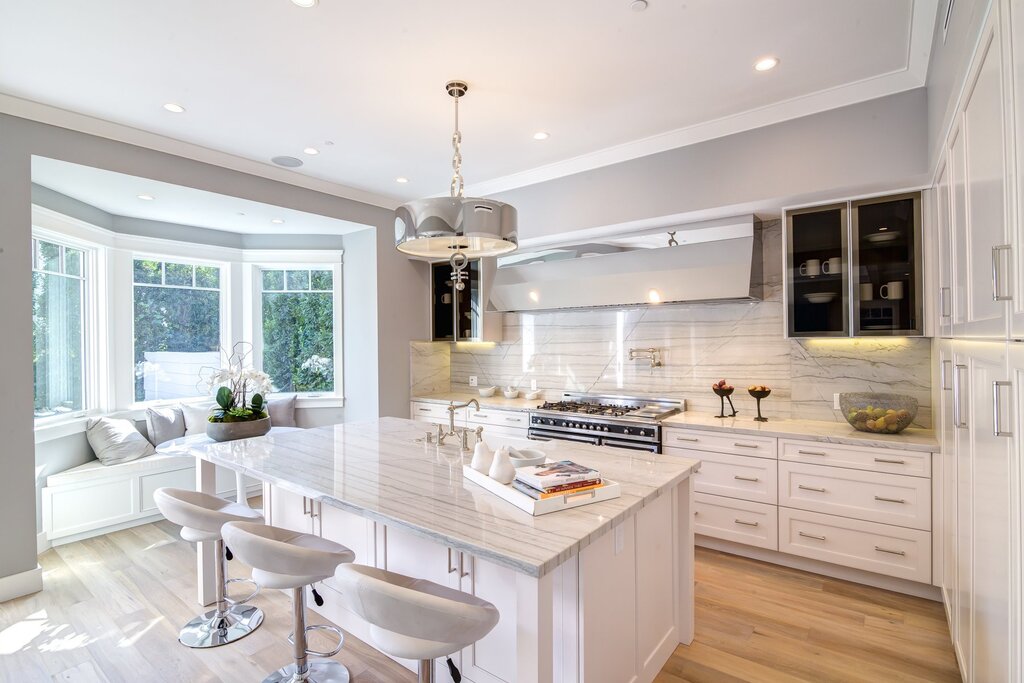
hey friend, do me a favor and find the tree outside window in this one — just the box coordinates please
[261,269,334,393]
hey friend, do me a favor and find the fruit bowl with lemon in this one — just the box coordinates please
[839,393,918,434]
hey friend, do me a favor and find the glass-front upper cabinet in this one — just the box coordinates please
[430,258,501,342]
[851,193,922,336]
[785,191,923,338]
[787,203,849,337]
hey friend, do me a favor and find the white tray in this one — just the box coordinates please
[463,465,621,516]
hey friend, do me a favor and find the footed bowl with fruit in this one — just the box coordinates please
[839,393,918,435]
[748,385,771,399]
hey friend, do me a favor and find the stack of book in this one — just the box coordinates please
[512,460,603,500]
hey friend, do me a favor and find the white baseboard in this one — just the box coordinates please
[37,531,50,555]
[697,536,942,601]
[0,565,43,603]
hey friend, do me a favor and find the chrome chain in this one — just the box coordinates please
[450,92,465,199]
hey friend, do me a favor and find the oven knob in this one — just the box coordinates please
[603,426,609,432]
[588,424,595,430]
[638,429,647,437]
[623,428,631,435]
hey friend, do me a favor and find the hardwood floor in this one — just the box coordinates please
[2,513,960,683]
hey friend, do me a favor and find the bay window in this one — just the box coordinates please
[260,268,335,393]
[32,237,87,418]
[133,258,222,402]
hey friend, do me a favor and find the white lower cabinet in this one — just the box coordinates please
[692,492,778,550]
[409,401,529,440]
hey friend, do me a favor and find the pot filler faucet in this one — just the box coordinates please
[433,399,484,450]
[628,347,663,368]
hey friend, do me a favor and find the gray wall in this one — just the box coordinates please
[491,89,930,240]
[1,112,427,583]
[925,0,991,169]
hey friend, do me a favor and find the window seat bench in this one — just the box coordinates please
[42,452,260,547]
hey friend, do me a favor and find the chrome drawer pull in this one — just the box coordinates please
[873,457,905,465]
[733,475,760,482]
[992,244,1012,302]
[798,484,827,493]
[798,531,826,541]
[505,417,520,422]
[733,442,759,449]
[874,546,906,557]
[734,519,759,527]
[474,413,490,419]
[797,450,826,456]
[874,495,906,504]
[418,407,431,412]
[675,436,699,442]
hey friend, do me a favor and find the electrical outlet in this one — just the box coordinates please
[530,379,538,391]
[833,393,841,410]
[469,376,478,387]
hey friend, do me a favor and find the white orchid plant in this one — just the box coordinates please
[200,342,273,423]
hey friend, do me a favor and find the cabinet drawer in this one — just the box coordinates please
[693,492,778,550]
[779,508,931,583]
[663,428,777,458]
[468,409,529,429]
[684,450,777,504]
[779,439,931,477]
[779,462,931,531]
[410,401,463,425]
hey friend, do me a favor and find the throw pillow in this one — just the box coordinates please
[267,395,297,427]
[145,406,186,446]
[181,403,215,435]
[86,417,156,465]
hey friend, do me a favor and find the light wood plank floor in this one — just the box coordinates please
[2,513,960,682]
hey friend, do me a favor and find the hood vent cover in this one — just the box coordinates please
[488,215,763,312]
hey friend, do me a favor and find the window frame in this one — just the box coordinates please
[31,228,104,425]
[129,252,231,408]
[248,257,344,401]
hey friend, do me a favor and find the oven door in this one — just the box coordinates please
[527,428,601,445]
[600,437,660,453]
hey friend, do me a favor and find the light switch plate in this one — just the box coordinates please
[530,379,538,391]
[833,393,841,410]
[469,376,478,387]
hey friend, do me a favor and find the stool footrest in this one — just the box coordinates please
[224,576,260,606]
[288,624,344,658]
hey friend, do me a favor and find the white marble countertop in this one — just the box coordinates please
[662,412,938,452]
[189,417,699,577]
[412,391,542,412]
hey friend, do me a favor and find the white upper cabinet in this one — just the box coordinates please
[936,160,954,338]
[954,10,1013,339]
[1009,0,1024,339]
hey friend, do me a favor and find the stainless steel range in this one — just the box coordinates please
[528,392,684,453]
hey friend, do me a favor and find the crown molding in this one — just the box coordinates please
[0,93,402,211]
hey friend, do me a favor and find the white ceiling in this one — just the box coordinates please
[32,157,369,235]
[2,1,936,204]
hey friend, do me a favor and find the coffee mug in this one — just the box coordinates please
[799,259,821,277]
[859,283,873,300]
[880,281,904,300]
[822,257,842,275]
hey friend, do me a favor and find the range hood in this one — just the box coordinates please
[489,215,763,312]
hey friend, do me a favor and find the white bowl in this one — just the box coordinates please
[525,390,543,400]
[803,292,836,304]
[503,389,520,399]
[478,386,496,397]
[509,448,546,467]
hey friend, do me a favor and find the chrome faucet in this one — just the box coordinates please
[628,347,663,368]
[435,400,484,449]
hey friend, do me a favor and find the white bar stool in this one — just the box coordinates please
[223,520,355,683]
[153,487,265,648]
[334,564,500,683]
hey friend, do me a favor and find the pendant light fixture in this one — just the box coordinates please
[395,80,518,289]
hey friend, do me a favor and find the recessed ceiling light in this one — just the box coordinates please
[754,56,779,72]
[271,218,285,225]
[396,177,409,184]
[630,0,649,11]
[303,147,319,155]
[533,131,550,140]
[271,155,303,168]
[137,194,155,201]
[291,0,318,6]
[163,102,186,113]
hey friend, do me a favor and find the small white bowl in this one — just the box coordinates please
[525,389,543,400]
[509,448,546,467]
[503,389,520,399]
[478,386,497,397]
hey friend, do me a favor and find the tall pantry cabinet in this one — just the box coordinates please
[931,2,1022,682]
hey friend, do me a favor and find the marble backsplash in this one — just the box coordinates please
[412,219,933,427]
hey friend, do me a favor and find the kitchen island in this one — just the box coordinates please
[190,417,700,683]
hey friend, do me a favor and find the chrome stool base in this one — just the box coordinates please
[178,603,264,648]
[261,660,351,683]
